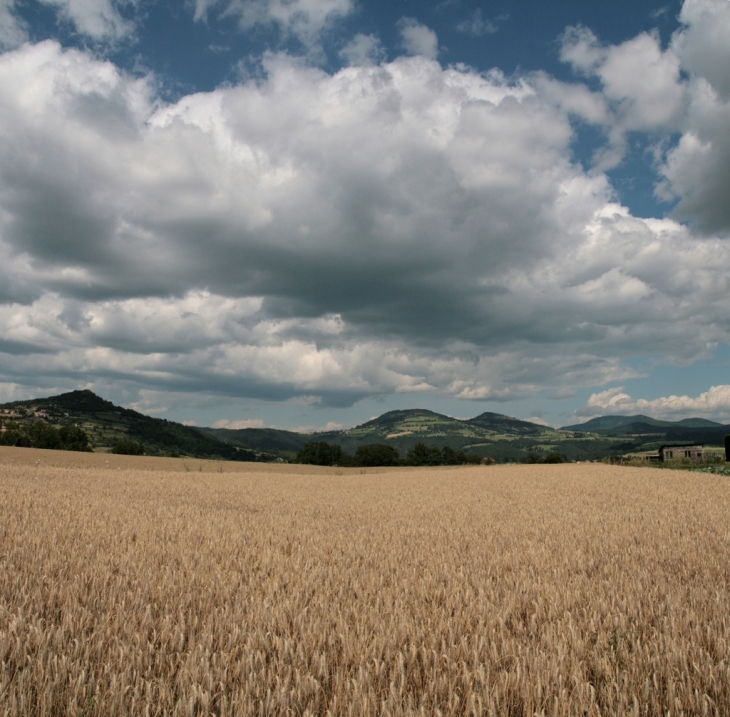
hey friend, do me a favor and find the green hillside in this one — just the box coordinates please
[4,391,726,464]
[207,408,626,462]
[207,407,729,462]
[0,390,271,461]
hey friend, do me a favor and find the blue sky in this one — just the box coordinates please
[0,0,729,431]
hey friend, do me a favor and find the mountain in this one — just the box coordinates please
[0,390,271,461]
[3,391,727,463]
[206,408,595,462]
[467,412,547,435]
[562,415,723,433]
[208,407,730,462]
[203,427,308,455]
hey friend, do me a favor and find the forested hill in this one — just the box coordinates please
[0,390,269,461]
[3,391,727,463]
[205,408,585,462]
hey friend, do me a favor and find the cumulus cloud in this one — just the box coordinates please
[650,0,730,235]
[1,21,730,410]
[0,0,26,49]
[557,2,730,236]
[212,418,265,428]
[193,0,354,51]
[39,0,135,41]
[560,25,685,167]
[397,18,439,59]
[339,33,385,67]
[579,385,730,422]
[456,9,502,37]
[674,0,730,102]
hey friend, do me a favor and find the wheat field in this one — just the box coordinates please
[1,448,729,716]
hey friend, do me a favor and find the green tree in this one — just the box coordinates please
[543,452,566,464]
[295,441,344,466]
[440,446,460,465]
[111,439,145,456]
[27,421,62,450]
[354,444,399,467]
[406,442,441,466]
[59,425,92,452]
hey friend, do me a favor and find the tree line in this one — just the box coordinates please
[294,441,484,467]
[523,451,566,464]
[0,420,91,452]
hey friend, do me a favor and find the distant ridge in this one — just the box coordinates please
[562,414,722,432]
[3,391,728,463]
[206,407,576,462]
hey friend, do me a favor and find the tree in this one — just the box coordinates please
[295,441,344,466]
[440,446,460,465]
[27,421,62,450]
[59,425,92,452]
[406,442,442,466]
[0,420,20,446]
[543,452,566,464]
[354,444,400,467]
[111,439,145,456]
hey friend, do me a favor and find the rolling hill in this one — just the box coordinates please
[562,415,722,432]
[3,391,728,463]
[205,408,614,462]
[0,390,272,461]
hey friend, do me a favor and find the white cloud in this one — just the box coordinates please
[212,418,265,428]
[456,9,500,37]
[397,18,438,60]
[194,0,354,50]
[580,385,730,422]
[39,0,135,41]
[1,36,730,409]
[560,26,685,168]
[0,0,26,49]
[557,4,730,236]
[674,0,730,101]
[339,33,385,67]
[652,0,730,235]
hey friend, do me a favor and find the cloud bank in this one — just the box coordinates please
[0,0,729,417]
[580,385,730,423]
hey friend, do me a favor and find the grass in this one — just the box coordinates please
[1,448,730,715]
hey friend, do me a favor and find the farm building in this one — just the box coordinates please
[658,444,704,462]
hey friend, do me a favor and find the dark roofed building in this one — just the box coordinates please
[659,444,704,463]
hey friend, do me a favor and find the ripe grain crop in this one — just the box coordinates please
[1,451,730,716]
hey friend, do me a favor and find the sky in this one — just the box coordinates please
[0,0,729,431]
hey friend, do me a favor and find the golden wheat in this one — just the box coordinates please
[1,448,729,715]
